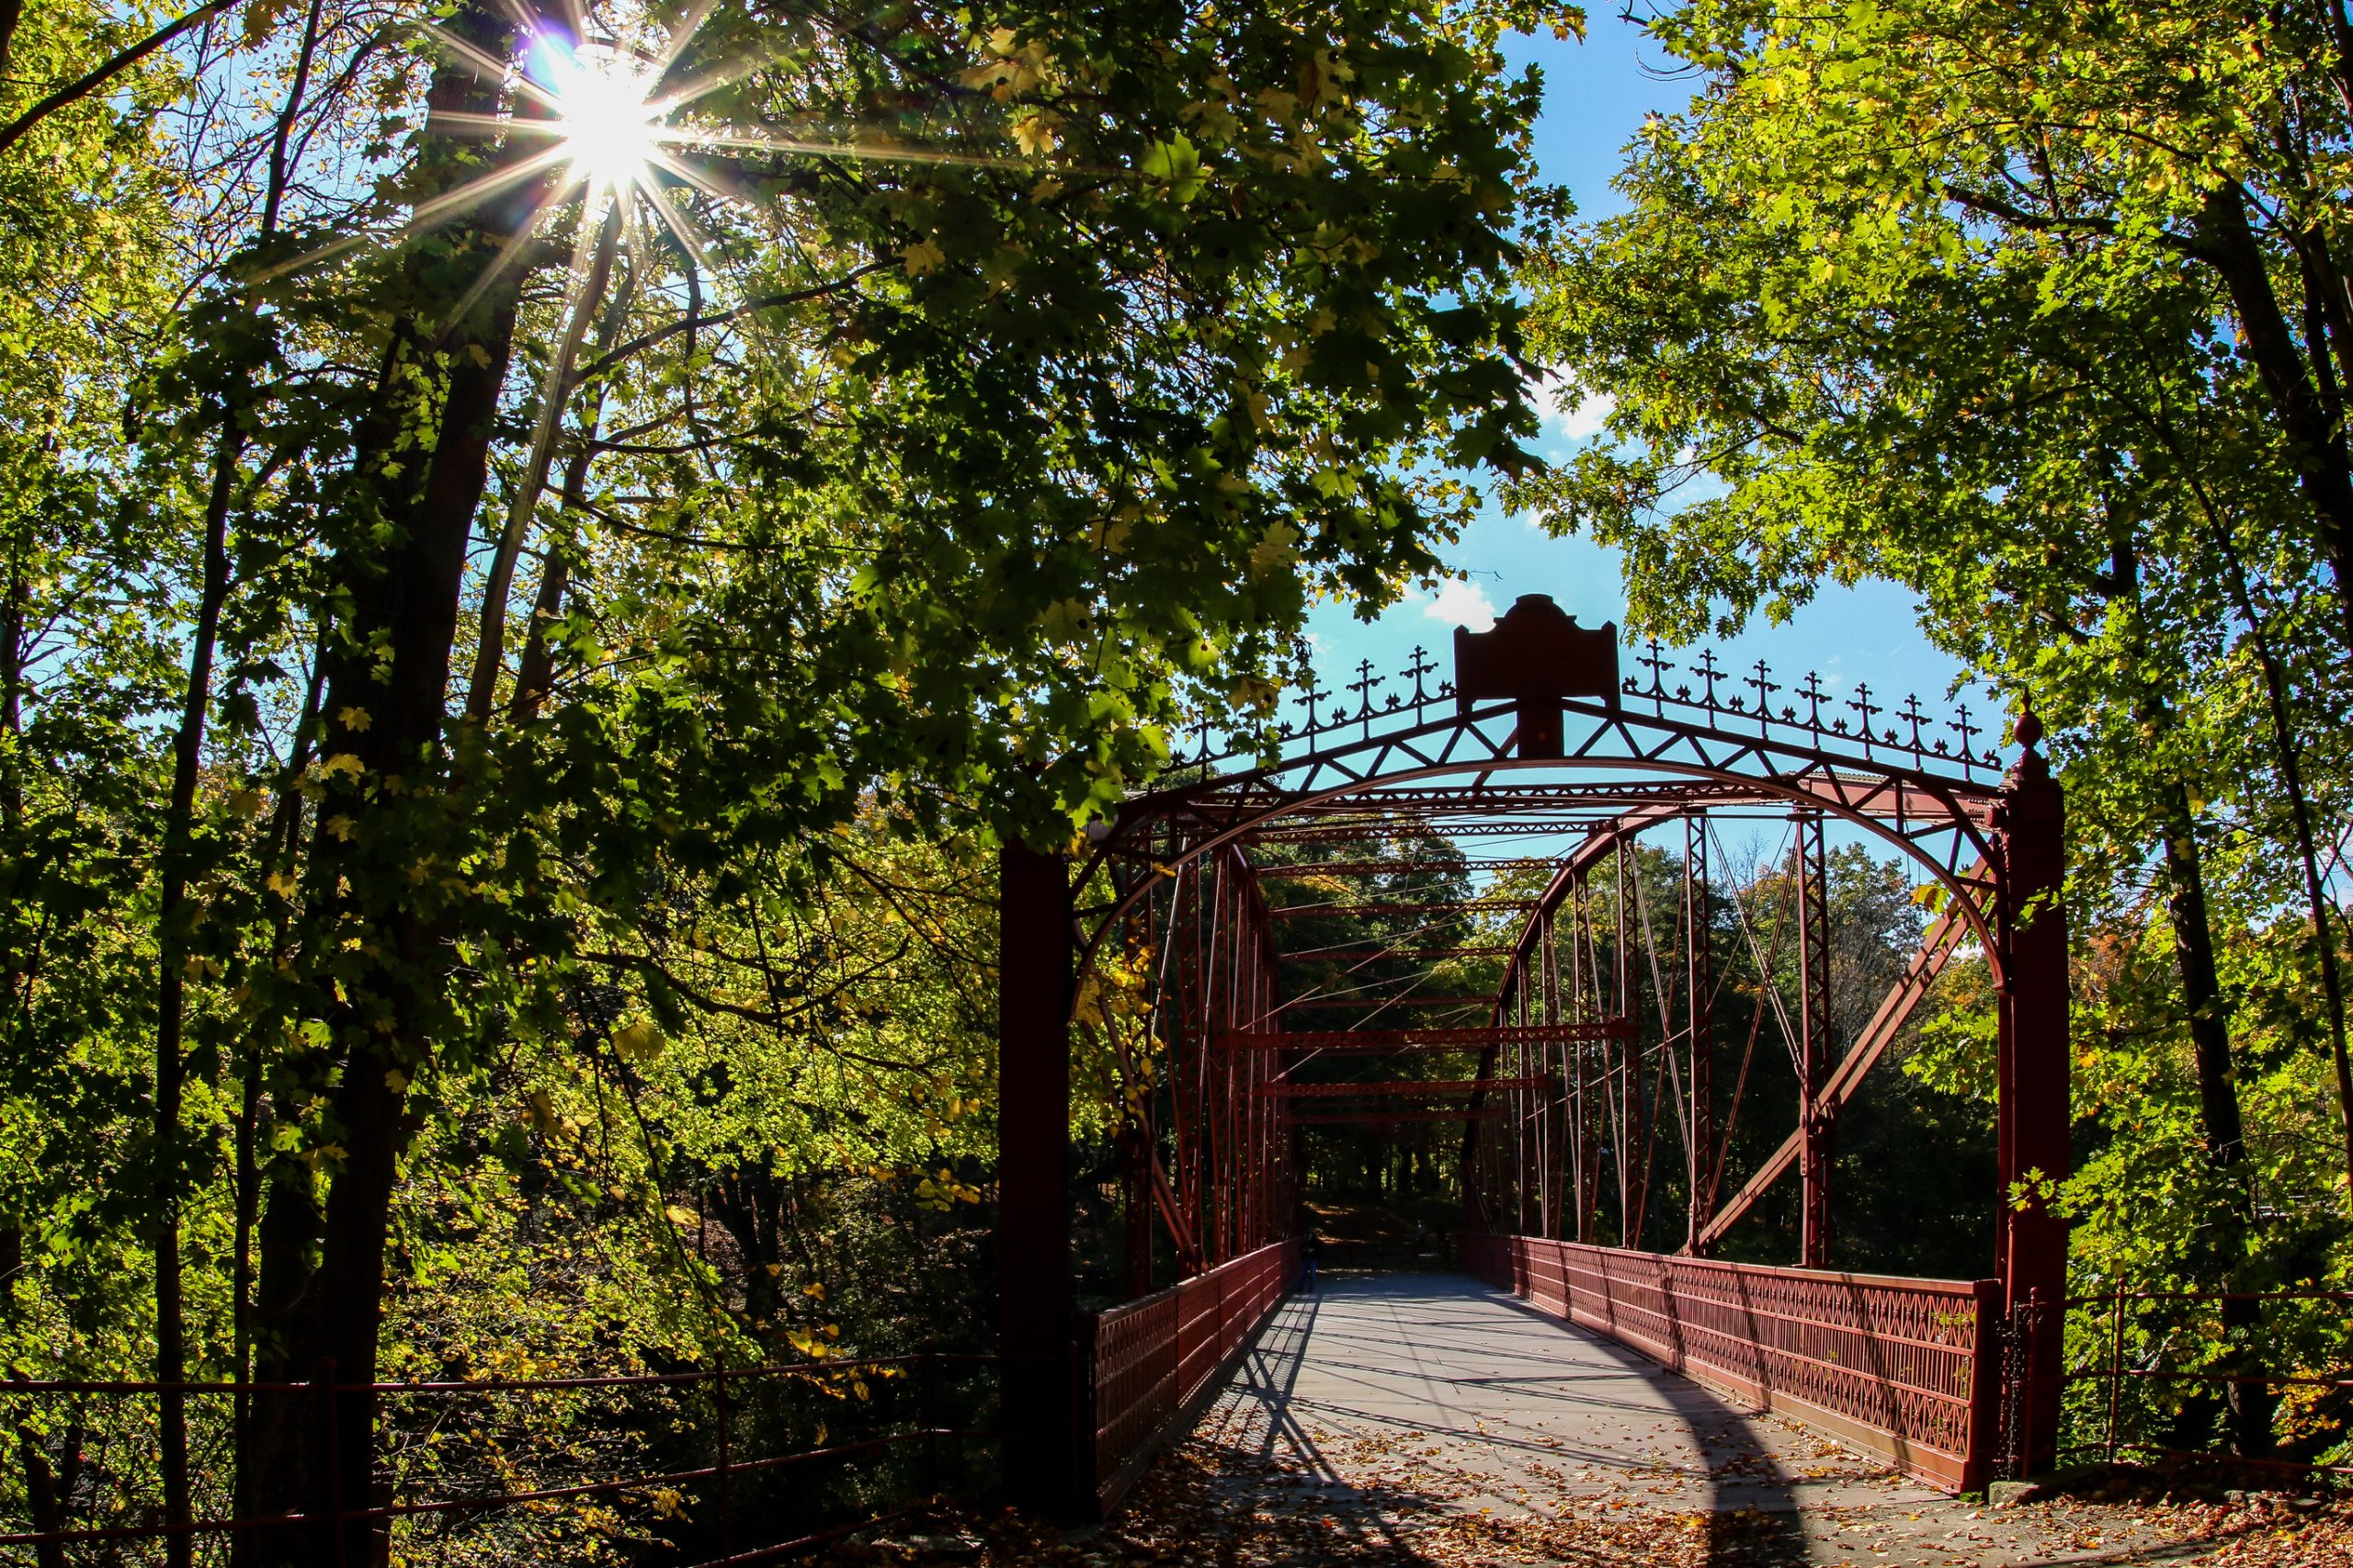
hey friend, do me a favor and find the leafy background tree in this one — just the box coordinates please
[1512,0,2353,1463]
[0,0,1564,1554]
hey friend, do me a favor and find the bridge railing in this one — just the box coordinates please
[1462,1233,1997,1492]
[1081,1236,1302,1515]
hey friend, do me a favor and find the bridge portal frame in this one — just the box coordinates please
[999,597,2071,1512]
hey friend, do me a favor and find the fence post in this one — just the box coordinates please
[714,1358,732,1558]
[1069,1316,1099,1519]
[2105,1292,2125,1464]
[920,1340,938,1499]
[1965,1278,2001,1494]
[319,1358,349,1568]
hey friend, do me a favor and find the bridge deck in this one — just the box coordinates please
[1142,1273,2197,1565]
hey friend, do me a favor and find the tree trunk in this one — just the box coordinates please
[237,5,528,1559]
[2155,783,2274,1454]
[151,421,240,1568]
[2194,183,2353,659]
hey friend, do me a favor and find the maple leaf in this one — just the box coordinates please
[1011,110,1062,156]
[1141,133,1206,203]
[901,237,946,276]
[612,1017,665,1062]
[1249,520,1301,577]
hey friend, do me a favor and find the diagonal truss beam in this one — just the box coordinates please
[1682,863,1987,1255]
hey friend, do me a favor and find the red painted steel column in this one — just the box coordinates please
[999,842,1076,1514]
[1995,714,2070,1474]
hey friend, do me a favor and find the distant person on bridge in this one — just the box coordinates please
[1302,1232,1323,1292]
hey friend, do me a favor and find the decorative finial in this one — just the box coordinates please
[2014,700,2043,753]
[2007,695,2051,787]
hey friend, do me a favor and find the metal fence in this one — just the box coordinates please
[1082,1237,1302,1514]
[0,1350,998,1565]
[2058,1288,2353,1478]
[1462,1232,1996,1491]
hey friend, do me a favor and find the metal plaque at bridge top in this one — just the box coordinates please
[1454,593,1619,758]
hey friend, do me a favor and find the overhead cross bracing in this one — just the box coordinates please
[1279,945,1511,960]
[1006,593,2077,1504]
[1267,899,1538,919]
[1259,1077,1552,1098]
[1253,858,1557,878]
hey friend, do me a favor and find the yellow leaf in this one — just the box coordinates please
[319,753,364,782]
[901,237,946,277]
[227,788,265,819]
[1011,112,1061,156]
[325,814,355,841]
[335,706,372,732]
[612,1017,665,1062]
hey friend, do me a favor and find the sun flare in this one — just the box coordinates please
[548,45,664,192]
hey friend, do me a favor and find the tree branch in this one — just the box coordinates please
[567,263,892,388]
[0,0,244,158]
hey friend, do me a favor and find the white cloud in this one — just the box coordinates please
[1535,372,1615,443]
[1419,578,1497,630]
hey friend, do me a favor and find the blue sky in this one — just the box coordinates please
[1302,16,1996,736]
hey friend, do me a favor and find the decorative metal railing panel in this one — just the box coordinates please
[1085,1237,1300,1512]
[1462,1233,1996,1493]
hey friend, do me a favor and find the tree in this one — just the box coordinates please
[1511,0,2353,1451]
[0,0,1567,1551]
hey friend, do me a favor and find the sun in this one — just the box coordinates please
[546,43,664,193]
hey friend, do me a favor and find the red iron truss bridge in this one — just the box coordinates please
[999,593,2073,1515]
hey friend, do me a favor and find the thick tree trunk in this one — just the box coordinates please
[2156,784,2275,1454]
[2194,184,2353,658]
[237,5,526,1560]
[238,1158,321,1555]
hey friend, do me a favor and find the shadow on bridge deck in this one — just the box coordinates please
[1188,1269,1819,1561]
[1153,1271,2207,1565]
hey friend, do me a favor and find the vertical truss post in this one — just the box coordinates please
[1793,811,1834,1269]
[1176,859,1200,1263]
[1685,815,1714,1255]
[1542,910,1563,1238]
[998,842,1074,1514]
[1516,958,1533,1234]
[1615,836,1637,1245]
[1120,870,1154,1301]
[1995,715,2070,1474]
[1567,881,1588,1244]
[1208,856,1233,1267]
